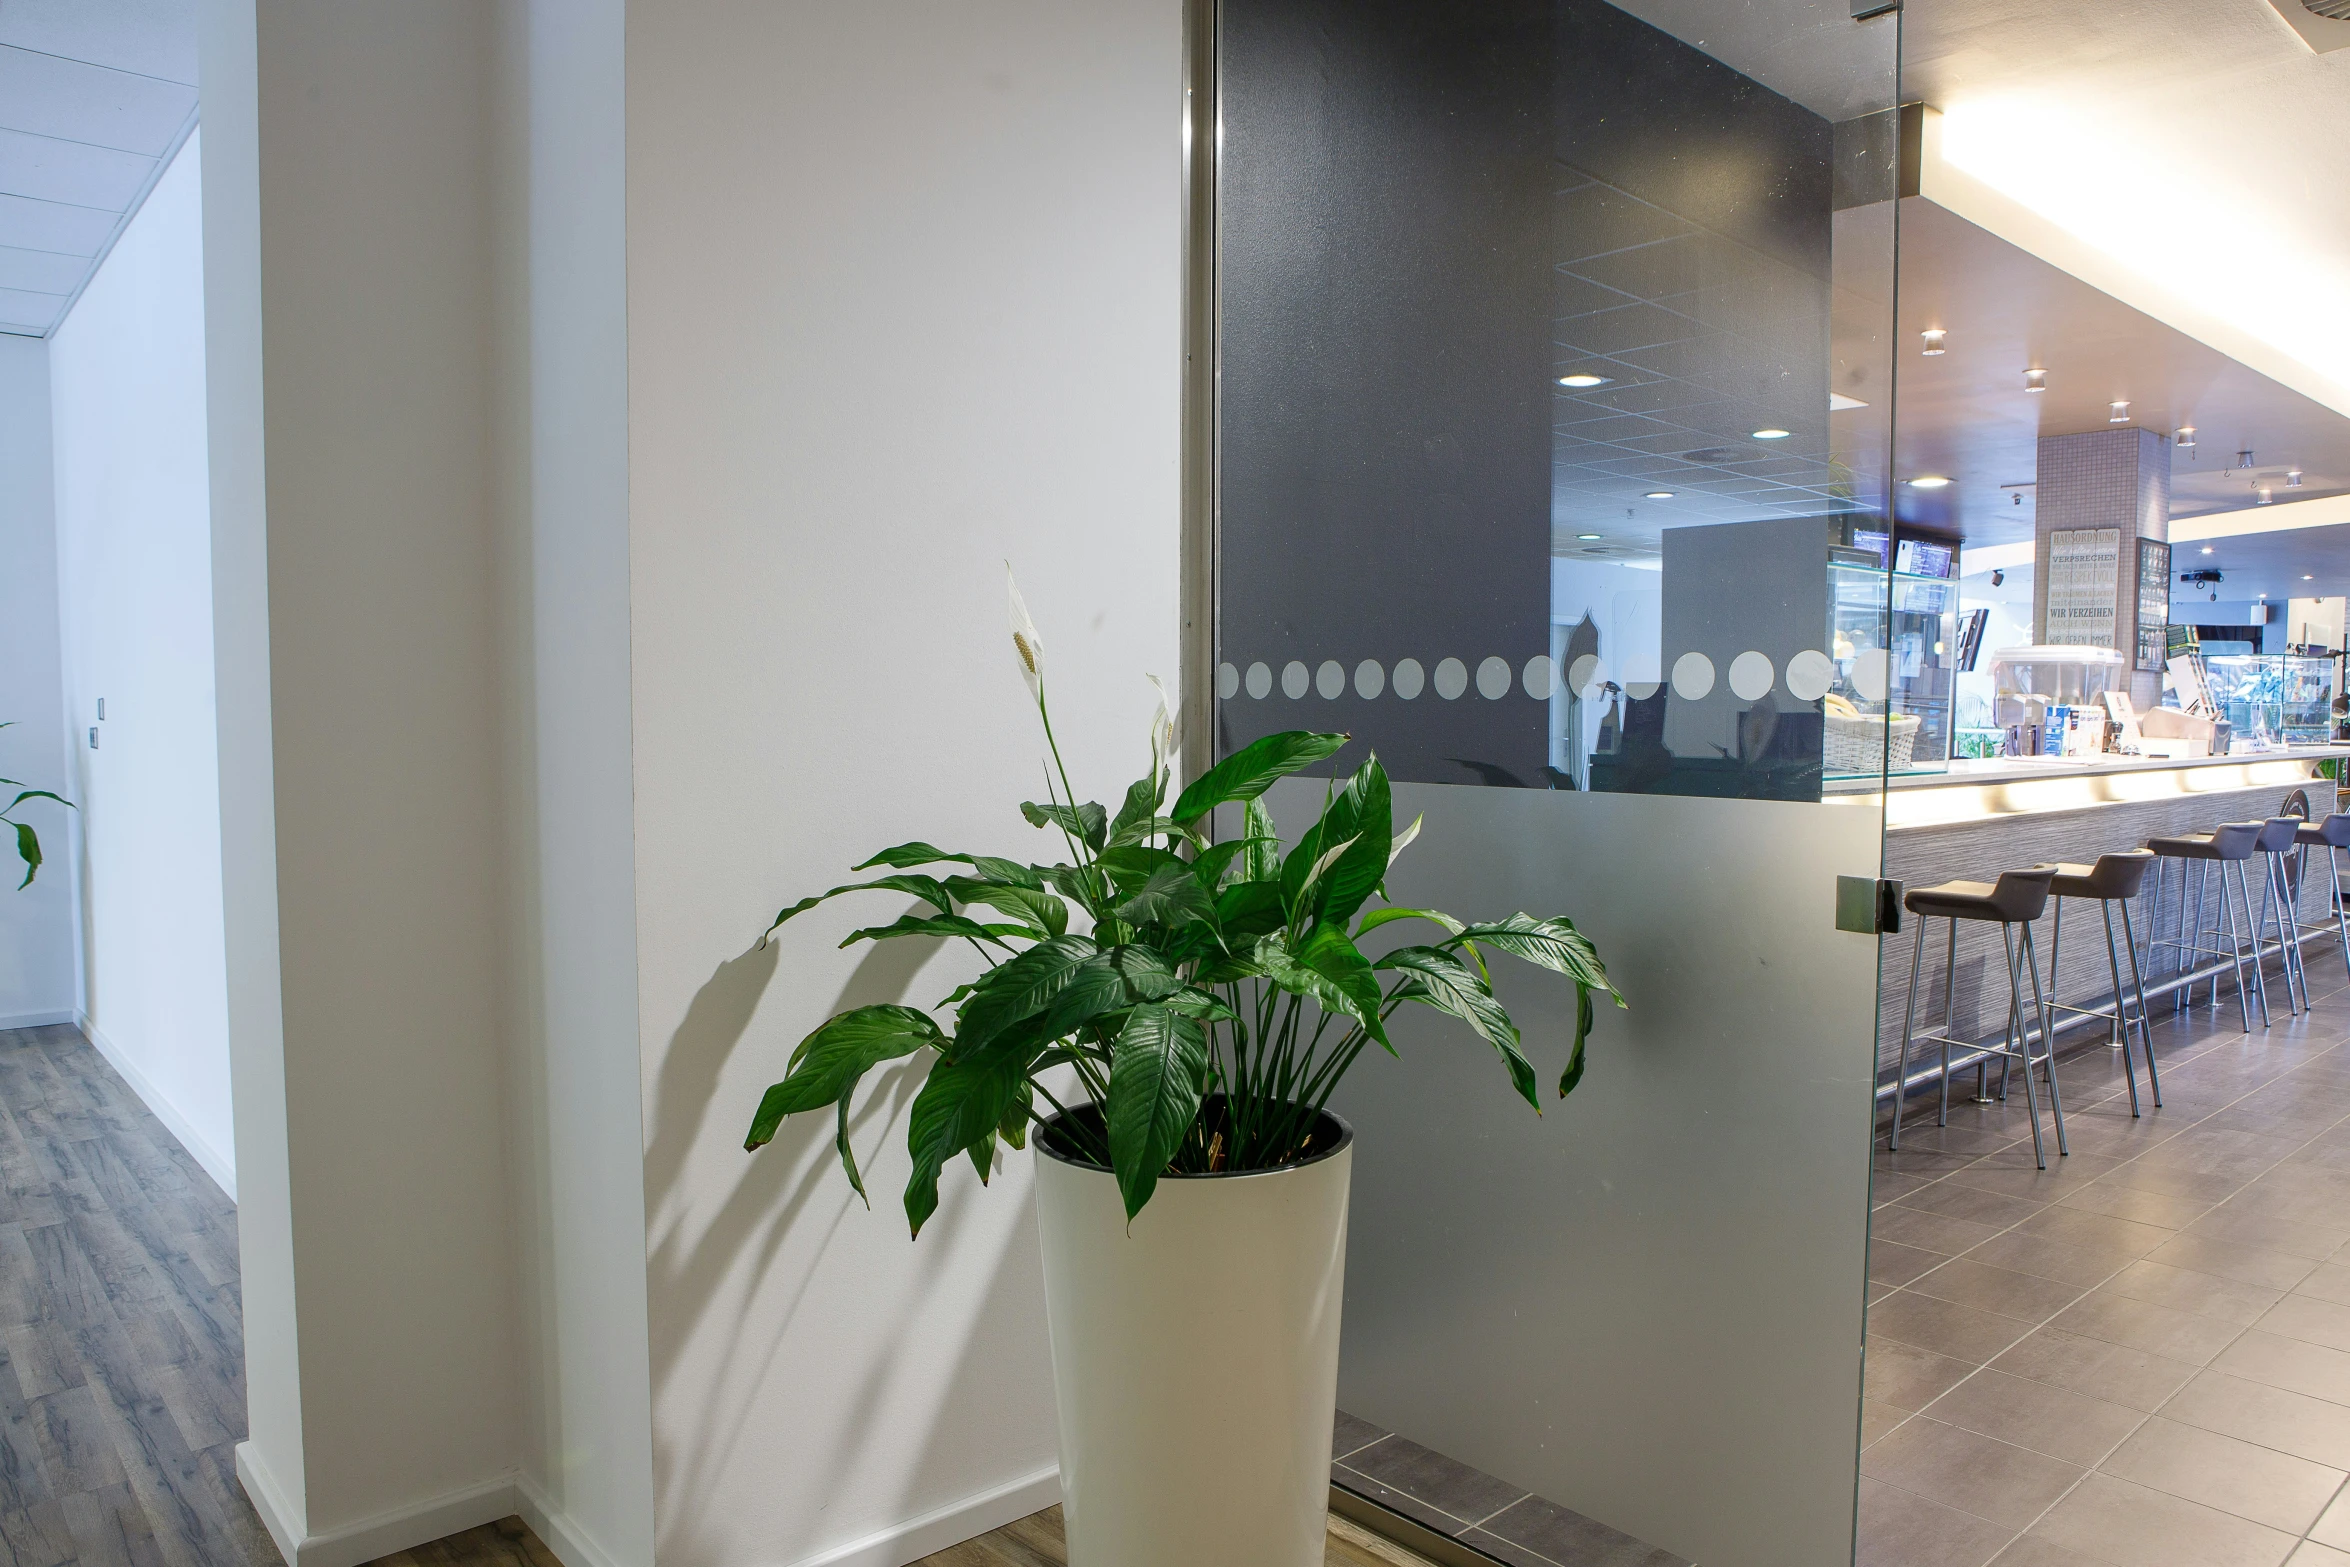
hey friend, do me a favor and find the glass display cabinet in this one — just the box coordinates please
[1825,530,1958,780]
[2203,653,2336,747]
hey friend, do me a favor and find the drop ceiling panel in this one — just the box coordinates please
[0,285,61,332]
[0,190,113,255]
[0,244,84,293]
[0,47,197,151]
[0,0,197,85]
[0,125,154,211]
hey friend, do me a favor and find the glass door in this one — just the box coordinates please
[1209,3,1902,1563]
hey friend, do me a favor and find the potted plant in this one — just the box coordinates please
[1,723,71,888]
[744,578,1620,1567]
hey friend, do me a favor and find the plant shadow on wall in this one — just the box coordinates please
[713,571,1623,1560]
[644,924,1037,1564]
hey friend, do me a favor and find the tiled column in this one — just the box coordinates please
[2033,427,2171,708]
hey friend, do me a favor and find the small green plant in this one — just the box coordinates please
[744,575,1623,1233]
[0,723,71,888]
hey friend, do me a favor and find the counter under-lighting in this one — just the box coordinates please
[1831,747,2350,831]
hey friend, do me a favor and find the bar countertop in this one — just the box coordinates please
[1827,745,2350,829]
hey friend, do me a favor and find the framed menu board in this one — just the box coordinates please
[2047,527,2122,648]
[2137,538,2172,672]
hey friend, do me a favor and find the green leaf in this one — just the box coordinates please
[904,1050,1027,1237]
[1107,1005,1208,1220]
[840,913,1032,948]
[1214,879,1287,943]
[1451,914,1618,997]
[1109,772,1163,841]
[1021,799,1108,852]
[956,934,1101,1053]
[1098,844,1187,896]
[1110,945,1182,1001]
[1380,946,1538,1111]
[3,790,72,814]
[1561,984,1594,1099]
[1112,859,1217,930]
[1189,837,1262,889]
[1356,906,1466,938]
[1242,797,1281,883]
[1106,815,1205,851]
[966,856,1045,887]
[1160,987,1239,1023]
[745,1005,943,1149]
[946,878,1069,937]
[1280,755,1391,926]
[1170,730,1349,827]
[1029,952,1132,1041]
[1255,925,1389,1052]
[12,822,38,889]
[764,874,956,939]
[853,841,962,870]
[835,1096,868,1205]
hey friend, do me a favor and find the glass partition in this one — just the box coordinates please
[1213,2,1902,1563]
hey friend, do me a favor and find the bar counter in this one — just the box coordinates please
[1844,748,2350,1091]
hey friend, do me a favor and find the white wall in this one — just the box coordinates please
[199,2,520,1556]
[0,334,76,1027]
[624,3,1184,1562]
[47,132,237,1193]
[493,2,657,1564]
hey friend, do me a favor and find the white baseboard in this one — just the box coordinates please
[237,1442,522,1567]
[516,1475,631,1567]
[77,1011,238,1201]
[789,1465,1064,1567]
[0,1008,74,1029]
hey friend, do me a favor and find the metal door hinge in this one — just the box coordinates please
[1852,0,1899,17]
[1837,876,1903,935]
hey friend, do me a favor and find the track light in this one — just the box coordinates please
[2176,426,2196,449]
[2109,401,2130,424]
[1922,329,1947,356]
[2023,369,2047,392]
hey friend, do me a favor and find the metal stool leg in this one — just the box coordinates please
[2333,843,2350,981]
[2001,924,2049,1170]
[2233,860,2270,1028]
[2120,896,2163,1108]
[2280,853,2310,1012]
[2101,901,2141,1117]
[2021,922,2069,1155]
[1890,918,1925,1149]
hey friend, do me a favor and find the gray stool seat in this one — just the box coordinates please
[1905,868,2055,925]
[2148,823,2263,860]
[2044,850,2153,902]
[2296,813,2350,849]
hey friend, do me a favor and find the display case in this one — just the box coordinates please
[1987,646,2125,757]
[1825,529,1958,779]
[2202,654,2336,748]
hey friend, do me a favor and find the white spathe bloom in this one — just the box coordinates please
[1007,564,1044,702]
[1145,673,1177,777]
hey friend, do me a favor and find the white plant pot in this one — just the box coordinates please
[1033,1110,1354,1567]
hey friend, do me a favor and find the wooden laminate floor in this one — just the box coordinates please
[911,1504,1439,1567]
[0,1023,553,1567]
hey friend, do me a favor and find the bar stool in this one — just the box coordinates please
[2146,822,2266,1032]
[2295,812,2350,983]
[2037,851,2161,1116]
[2253,817,2310,1016]
[1890,867,2068,1169]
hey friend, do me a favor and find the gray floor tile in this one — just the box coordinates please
[1855,1476,2017,1567]
[2161,1369,2350,1469]
[1922,1367,2147,1467]
[1871,1291,2040,1365]
[2099,1416,2346,1533]
[1473,1493,1690,1567]
[1861,1416,2082,1528]
[1866,1337,1982,1413]
[1333,1408,1386,1463]
[2142,1234,2323,1292]
[2099,1259,2285,1326]
[1339,1433,1526,1530]
[1986,1326,2200,1413]
[2217,1330,2350,1407]
[2313,1481,2350,1549]
[2258,1294,2350,1353]
[2032,1472,2298,1567]
[2048,1289,2251,1366]
[1907,1259,2088,1324]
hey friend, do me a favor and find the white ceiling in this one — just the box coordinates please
[0,0,196,338]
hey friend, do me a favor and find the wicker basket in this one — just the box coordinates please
[1824,710,1922,774]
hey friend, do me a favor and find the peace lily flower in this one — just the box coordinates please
[1007,565,1045,705]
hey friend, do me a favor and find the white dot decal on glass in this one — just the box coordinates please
[1671,651,1715,701]
[1434,657,1469,700]
[1852,647,1890,703]
[1785,649,1833,702]
[1392,658,1426,700]
[1476,656,1511,700]
[1728,651,1774,702]
[1245,662,1272,700]
[1355,660,1386,699]
[1282,661,1310,699]
[1316,660,1345,699]
[1521,655,1555,700]
[1621,655,1661,702]
[1567,654,1607,698]
[1218,662,1240,701]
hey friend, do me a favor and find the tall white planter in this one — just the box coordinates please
[1033,1113,1354,1567]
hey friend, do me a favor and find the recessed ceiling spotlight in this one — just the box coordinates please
[1576,532,1603,541]
[1921,329,1947,356]
[2023,369,2047,393]
[2289,469,2304,487]
[2176,426,2197,449]
[1752,428,1791,440]
[1557,373,1613,388]
[2201,545,2215,555]
[2305,574,2317,582]
[1908,475,1952,489]
[1643,491,1675,500]
[2109,401,2131,424]
[2259,486,2275,505]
